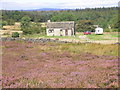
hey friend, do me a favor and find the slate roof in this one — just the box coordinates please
[46,21,74,29]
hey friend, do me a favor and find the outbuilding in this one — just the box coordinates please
[95,27,103,34]
[46,21,75,36]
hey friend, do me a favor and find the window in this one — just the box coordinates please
[60,29,62,31]
[48,29,54,33]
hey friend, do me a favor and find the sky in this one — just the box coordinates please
[0,0,119,10]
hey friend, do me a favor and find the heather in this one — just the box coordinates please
[2,41,119,88]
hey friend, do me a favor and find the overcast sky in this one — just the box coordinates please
[0,0,119,10]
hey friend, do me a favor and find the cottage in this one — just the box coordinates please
[46,21,75,36]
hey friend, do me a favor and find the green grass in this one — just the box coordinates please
[86,33,119,40]
[87,34,111,40]
[110,33,120,37]
[22,32,119,41]
[22,34,80,40]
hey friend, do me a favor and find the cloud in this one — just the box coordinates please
[0,0,119,10]
[58,0,119,9]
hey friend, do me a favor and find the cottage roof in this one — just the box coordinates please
[46,21,74,29]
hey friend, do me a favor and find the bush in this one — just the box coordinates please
[22,28,33,35]
[7,19,15,25]
[104,29,110,32]
[112,29,119,32]
[12,32,19,38]
[22,23,46,35]
[3,33,9,35]
[104,28,119,32]
[2,21,8,26]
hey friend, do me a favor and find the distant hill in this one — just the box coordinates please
[20,8,75,11]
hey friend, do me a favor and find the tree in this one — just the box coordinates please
[2,21,8,26]
[51,12,77,21]
[21,16,45,35]
[7,19,15,25]
[2,7,118,32]
[21,16,31,34]
[30,23,41,34]
[30,23,46,35]
[76,20,95,32]
[13,11,21,21]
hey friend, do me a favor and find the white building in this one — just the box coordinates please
[95,27,103,34]
[46,21,75,36]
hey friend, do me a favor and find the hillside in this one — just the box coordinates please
[1,7,119,32]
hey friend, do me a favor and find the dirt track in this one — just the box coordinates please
[2,41,119,88]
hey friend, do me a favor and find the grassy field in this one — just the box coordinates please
[21,32,119,41]
[17,32,119,44]
[2,40,119,88]
[1,31,119,41]
[86,33,119,40]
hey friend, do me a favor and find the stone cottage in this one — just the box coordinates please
[46,21,75,36]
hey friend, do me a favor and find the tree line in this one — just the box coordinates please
[1,7,119,34]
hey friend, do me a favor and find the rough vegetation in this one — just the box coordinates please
[1,7,119,88]
[2,41,119,88]
[12,32,19,38]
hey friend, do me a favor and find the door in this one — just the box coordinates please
[60,29,63,36]
[65,29,68,36]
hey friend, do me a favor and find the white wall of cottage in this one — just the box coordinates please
[46,28,74,36]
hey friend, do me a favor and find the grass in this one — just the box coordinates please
[21,32,119,41]
[18,78,49,88]
[87,34,110,40]
[3,40,118,56]
[87,33,119,40]
[27,41,118,56]
[56,43,118,56]
[1,32,119,45]
[110,33,120,37]
[22,34,80,39]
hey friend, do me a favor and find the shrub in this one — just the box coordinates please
[2,21,8,26]
[104,28,119,32]
[3,33,9,35]
[22,23,46,35]
[112,29,119,32]
[21,16,31,34]
[12,32,19,38]
[104,29,110,32]
[7,19,15,25]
